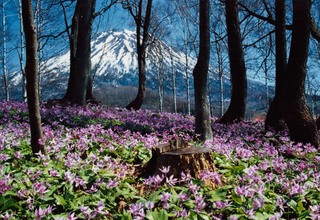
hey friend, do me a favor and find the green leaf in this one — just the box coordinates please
[146,210,169,220]
[121,211,133,220]
[54,194,67,207]
[297,200,306,213]
[254,212,272,220]
[198,213,211,220]
[232,165,246,174]
[188,211,199,220]
[209,188,228,202]
[1,198,20,211]
[232,192,243,205]
[287,199,297,211]
[298,210,311,219]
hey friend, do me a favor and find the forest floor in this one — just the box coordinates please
[0,101,319,219]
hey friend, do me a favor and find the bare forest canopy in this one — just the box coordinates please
[0,0,320,116]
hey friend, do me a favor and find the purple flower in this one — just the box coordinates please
[49,169,60,177]
[74,176,85,188]
[166,175,178,186]
[200,170,222,185]
[1,212,13,220]
[67,212,78,220]
[236,147,253,160]
[80,206,93,219]
[214,200,230,209]
[64,171,76,184]
[94,201,108,215]
[176,209,189,218]
[145,201,154,210]
[180,171,191,182]
[0,153,8,161]
[253,197,264,210]
[35,207,45,220]
[159,166,170,174]
[235,186,246,196]
[195,194,206,212]
[35,206,54,220]
[152,175,164,187]
[270,212,283,220]
[161,192,171,202]
[128,203,145,219]
[107,180,118,188]
[14,151,23,159]
[163,202,170,209]
[178,193,188,202]
[188,182,200,194]
[310,205,320,219]
[289,183,306,196]
[33,182,48,195]
[229,215,239,220]
[0,180,12,194]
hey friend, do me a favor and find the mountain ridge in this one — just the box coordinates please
[1,29,271,116]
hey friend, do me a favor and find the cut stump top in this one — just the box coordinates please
[140,138,216,188]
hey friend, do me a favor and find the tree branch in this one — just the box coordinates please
[93,0,117,19]
[238,2,320,43]
[243,30,275,48]
[311,17,320,42]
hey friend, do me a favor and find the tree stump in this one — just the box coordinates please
[140,138,216,186]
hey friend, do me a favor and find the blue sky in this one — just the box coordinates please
[1,0,320,94]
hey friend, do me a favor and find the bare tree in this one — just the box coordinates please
[175,0,199,115]
[283,0,319,147]
[193,0,212,141]
[22,0,46,155]
[211,2,228,117]
[17,0,27,102]
[1,0,9,101]
[122,0,153,110]
[169,41,177,113]
[63,0,97,106]
[217,0,247,123]
[265,0,287,131]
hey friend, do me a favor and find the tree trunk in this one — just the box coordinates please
[265,0,287,131]
[126,48,147,110]
[125,0,152,110]
[35,0,43,100]
[283,0,319,148]
[216,42,224,117]
[64,0,96,106]
[216,0,247,124]
[193,0,213,141]
[170,43,177,113]
[156,43,164,112]
[2,1,9,101]
[22,0,46,155]
[139,139,217,187]
[185,51,191,115]
[18,0,27,102]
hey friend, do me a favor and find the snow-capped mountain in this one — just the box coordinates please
[6,29,202,99]
[2,29,271,114]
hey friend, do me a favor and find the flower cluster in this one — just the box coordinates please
[0,101,319,219]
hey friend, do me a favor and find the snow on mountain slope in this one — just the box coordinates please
[6,29,202,101]
[3,28,270,114]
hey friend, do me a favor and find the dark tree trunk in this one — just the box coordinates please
[265,0,287,131]
[63,0,96,106]
[284,0,319,147]
[192,0,212,141]
[22,0,46,155]
[216,0,247,124]
[125,0,152,110]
